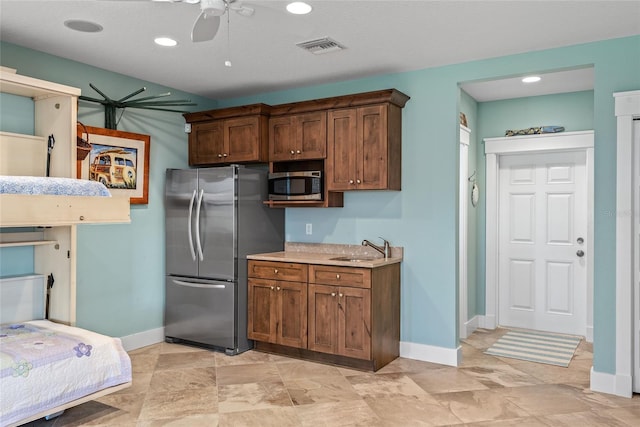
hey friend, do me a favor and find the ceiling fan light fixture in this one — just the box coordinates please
[154,37,178,47]
[287,2,312,15]
[202,0,227,16]
[522,75,541,83]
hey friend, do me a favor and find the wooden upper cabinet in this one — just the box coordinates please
[188,121,224,165]
[269,111,327,161]
[327,103,402,191]
[225,116,263,162]
[184,104,270,166]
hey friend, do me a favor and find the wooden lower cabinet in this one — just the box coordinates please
[308,283,371,360]
[247,278,307,349]
[248,259,400,371]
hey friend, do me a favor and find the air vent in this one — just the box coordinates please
[296,37,346,55]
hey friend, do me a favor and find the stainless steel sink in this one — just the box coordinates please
[330,256,379,262]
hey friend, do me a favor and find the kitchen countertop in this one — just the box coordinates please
[247,242,403,268]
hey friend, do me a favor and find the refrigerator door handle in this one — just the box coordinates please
[187,189,197,261]
[172,279,226,289]
[195,188,205,261]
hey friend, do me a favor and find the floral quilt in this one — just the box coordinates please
[0,320,131,426]
[0,176,111,197]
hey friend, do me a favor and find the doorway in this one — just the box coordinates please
[498,150,587,336]
[484,131,594,340]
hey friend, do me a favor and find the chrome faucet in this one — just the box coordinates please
[362,237,390,259]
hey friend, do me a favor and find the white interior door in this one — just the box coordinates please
[498,150,587,336]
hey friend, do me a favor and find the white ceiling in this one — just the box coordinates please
[1,0,638,101]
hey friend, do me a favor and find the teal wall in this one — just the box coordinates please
[475,90,595,315]
[1,36,639,375]
[0,42,218,335]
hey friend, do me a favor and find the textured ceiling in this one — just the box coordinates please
[1,0,638,100]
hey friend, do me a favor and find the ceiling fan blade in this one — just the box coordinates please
[191,11,221,42]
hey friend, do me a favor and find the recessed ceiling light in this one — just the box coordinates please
[286,2,312,15]
[522,76,541,83]
[154,37,178,47]
[64,20,103,33]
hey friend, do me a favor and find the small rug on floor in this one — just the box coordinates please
[484,329,581,367]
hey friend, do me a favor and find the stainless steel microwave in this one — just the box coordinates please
[268,171,322,201]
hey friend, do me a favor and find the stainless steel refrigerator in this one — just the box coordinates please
[164,165,284,354]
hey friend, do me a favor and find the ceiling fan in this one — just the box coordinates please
[157,0,255,42]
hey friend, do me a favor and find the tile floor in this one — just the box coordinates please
[26,328,640,426]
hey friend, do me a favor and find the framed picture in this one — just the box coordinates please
[78,125,150,204]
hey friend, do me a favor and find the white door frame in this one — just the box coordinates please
[459,125,471,339]
[484,131,594,342]
[608,90,640,398]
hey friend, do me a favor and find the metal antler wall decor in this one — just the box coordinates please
[79,83,197,130]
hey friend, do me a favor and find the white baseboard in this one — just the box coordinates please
[590,367,633,398]
[400,341,461,367]
[120,327,165,352]
[478,314,496,330]
[465,315,479,336]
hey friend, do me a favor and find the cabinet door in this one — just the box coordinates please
[189,121,225,165]
[225,116,260,162]
[269,112,327,162]
[269,116,296,161]
[276,281,307,348]
[308,283,338,354]
[297,112,327,160]
[356,104,388,190]
[337,286,371,360]
[327,108,357,191]
[247,278,277,343]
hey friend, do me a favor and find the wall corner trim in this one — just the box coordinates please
[400,341,461,367]
[590,367,633,398]
[120,327,165,352]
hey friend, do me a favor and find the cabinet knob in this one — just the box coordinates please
[290,150,295,154]
[356,179,361,184]
[223,153,228,157]
[274,269,279,274]
[79,215,85,221]
[349,180,354,184]
[339,293,343,298]
[296,150,301,154]
[277,286,281,291]
[331,292,336,297]
[218,154,223,158]
[270,286,274,290]
[336,274,340,279]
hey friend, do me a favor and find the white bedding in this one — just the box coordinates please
[0,175,111,197]
[0,320,131,426]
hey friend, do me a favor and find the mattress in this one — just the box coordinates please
[0,320,131,426]
[0,175,111,197]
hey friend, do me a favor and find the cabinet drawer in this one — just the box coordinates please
[248,260,308,282]
[309,265,371,288]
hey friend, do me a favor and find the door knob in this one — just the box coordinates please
[577,237,584,244]
[577,250,585,257]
